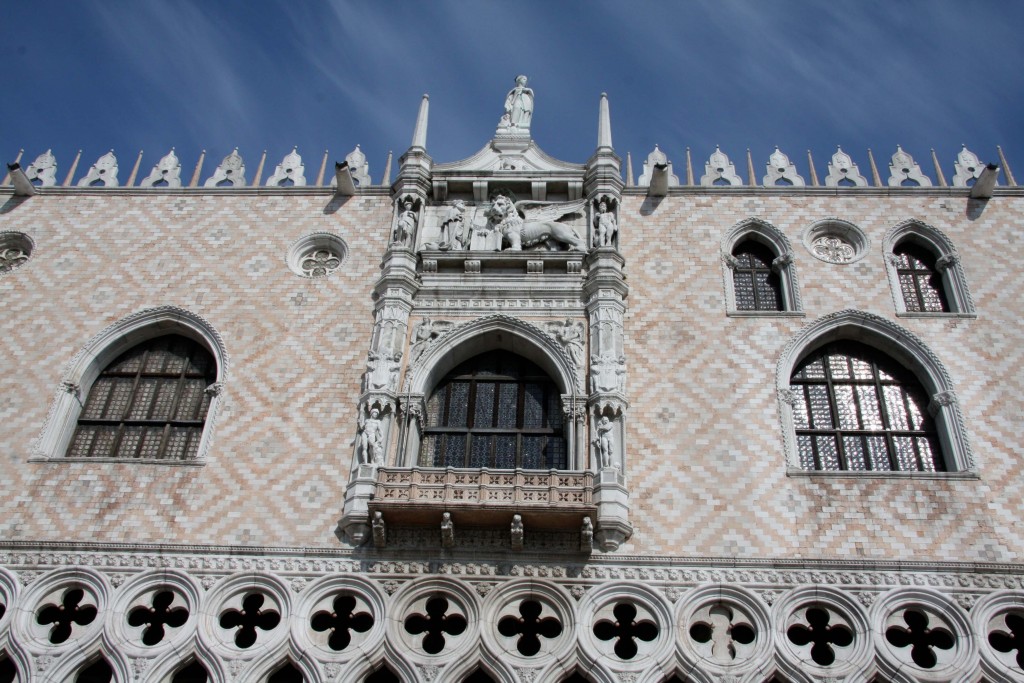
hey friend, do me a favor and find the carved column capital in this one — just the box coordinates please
[935,252,960,272]
[771,251,794,271]
[929,390,957,416]
[778,386,801,406]
[722,253,741,270]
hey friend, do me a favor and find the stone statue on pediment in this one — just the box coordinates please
[497,75,534,135]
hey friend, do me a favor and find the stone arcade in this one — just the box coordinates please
[0,77,1023,682]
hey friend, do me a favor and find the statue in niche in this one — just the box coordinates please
[498,75,534,133]
[357,407,385,465]
[593,199,618,248]
[590,353,626,393]
[593,415,615,469]
[394,200,417,245]
[485,195,587,251]
[439,200,466,250]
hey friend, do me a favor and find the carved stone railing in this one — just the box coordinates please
[369,467,595,530]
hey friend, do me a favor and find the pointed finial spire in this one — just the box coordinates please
[997,145,1017,186]
[315,149,329,186]
[625,152,634,187]
[597,92,612,150]
[930,148,948,187]
[64,149,83,186]
[382,150,393,186]
[411,94,429,150]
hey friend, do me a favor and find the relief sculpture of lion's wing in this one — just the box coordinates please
[515,199,588,224]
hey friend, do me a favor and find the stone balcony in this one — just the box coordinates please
[368,467,596,531]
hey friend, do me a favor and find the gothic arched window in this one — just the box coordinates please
[892,242,950,313]
[791,341,943,472]
[67,335,216,460]
[731,239,784,311]
[419,351,566,469]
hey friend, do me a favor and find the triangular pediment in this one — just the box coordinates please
[433,138,584,178]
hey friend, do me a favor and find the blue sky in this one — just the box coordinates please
[4,2,1023,186]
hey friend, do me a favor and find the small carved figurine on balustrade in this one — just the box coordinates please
[394,200,417,245]
[580,516,594,552]
[511,514,524,550]
[357,408,385,465]
[593,199,618,248]
[441,512,454,549]
[372,511,387,548]
[593,415,615,469]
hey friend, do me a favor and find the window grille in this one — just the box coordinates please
[893,243,949,313]
[732,240,783,311]
[791,342,943,472]
[68,335,216,460]
[419,351,566,469]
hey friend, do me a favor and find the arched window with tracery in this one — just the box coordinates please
[419,351,566,469]
[731,239,784,311]
[892,242,949,313]
[67,334,216,460]
[791,341,943,472]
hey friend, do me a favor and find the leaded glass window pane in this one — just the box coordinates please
[791,341,943,472]
[68,335,216,460]
[731,240,784,311]
[894,243,949,312]
[419,351,567,469]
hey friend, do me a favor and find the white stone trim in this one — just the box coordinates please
[775,309,975,473]
[33,306,228,464]
[385,576,482,671]
[802,218,869,264]
[480,578,577,671]
[576,581,675,677]
[196,571,292,661]
[971,590,1024,682]
[404,314,580,399]
[674,583,773,679]
[104,569,201,660]
[12,566,112,658]
[771,584,873,682]
[870,587,978,682]
[289,573,388,665]
[882,218,976,316]
[286,231,349,279]
[0,558,1020,681]
[720,217,803,314]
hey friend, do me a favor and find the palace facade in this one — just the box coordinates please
[0,78,1022,682]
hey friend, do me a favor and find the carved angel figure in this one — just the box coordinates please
[485,195,587,251]
[411,319,454,362]
[357,407,384,465]
[550,319,585,368]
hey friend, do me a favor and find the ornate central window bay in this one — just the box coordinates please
[419,351,566,469]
